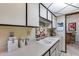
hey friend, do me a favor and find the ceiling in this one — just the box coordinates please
[42,3,79,16]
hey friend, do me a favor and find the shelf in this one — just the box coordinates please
[39,16,52,27]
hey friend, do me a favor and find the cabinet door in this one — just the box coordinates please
[50,41,60,56]
[48,11,51,21]
[51,14,57,28]
[40,4,47,19]
[27,3,39,27]
[58,40,62,56]
[55,47,60,56]
[50,45,56,55]
[0,3,26,26]
[55,42,60,56]
[51,50,56,56]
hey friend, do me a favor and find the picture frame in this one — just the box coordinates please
[68,22,76,31]
[57,22,64,31]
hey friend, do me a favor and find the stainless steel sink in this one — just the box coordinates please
[43,40,52,44]
[37,37,55,46]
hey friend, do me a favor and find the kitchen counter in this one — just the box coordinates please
[0,36,60,56]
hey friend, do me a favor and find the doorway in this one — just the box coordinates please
[65,13,79,55]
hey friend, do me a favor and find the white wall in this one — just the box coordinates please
[66,14,79,42]
[56,15,65,52]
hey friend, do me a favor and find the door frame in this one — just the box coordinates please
[65,15,67,53]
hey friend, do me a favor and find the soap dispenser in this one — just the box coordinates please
[7,32,18,52]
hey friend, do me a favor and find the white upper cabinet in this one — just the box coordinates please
[48,11,52,21]
[0,3,26,26]
[51,14,57,28]
[40,4,47,19]
[27,3,39,27]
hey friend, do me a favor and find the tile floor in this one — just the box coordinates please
[61,42,79,56]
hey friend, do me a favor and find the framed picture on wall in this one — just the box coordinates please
[68,22,76,31]
[57,22,64,31]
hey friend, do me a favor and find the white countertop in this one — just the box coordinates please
[0,36,60,56]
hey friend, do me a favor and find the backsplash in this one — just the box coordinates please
[0,26,32,53]
[35,27,48,40]
[35,27,57,41]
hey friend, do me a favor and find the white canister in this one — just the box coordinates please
[7,37,18,52]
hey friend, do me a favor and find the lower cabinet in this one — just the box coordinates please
[50,40,61,56]
[50,43,57,55]
[55,47,60,56]
[43,40,61,56]
[51,49,56,56]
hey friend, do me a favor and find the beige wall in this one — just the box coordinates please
[56,15,65,52]
[0,26,33,53]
